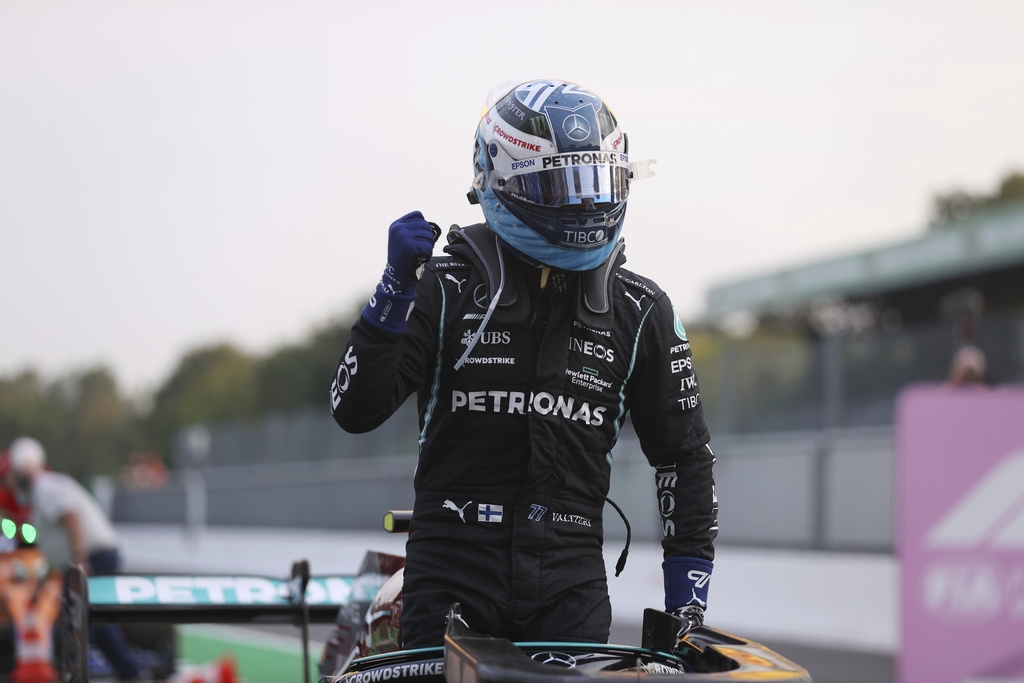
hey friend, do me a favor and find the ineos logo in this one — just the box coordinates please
[659,490,676,517]
[330,346,358,409]
[531,652,577,668]
[569,337,616,363]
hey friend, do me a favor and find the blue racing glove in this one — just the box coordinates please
[663,556,713,635]
[362,212,440,334]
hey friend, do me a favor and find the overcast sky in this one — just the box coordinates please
[3,1,1023,392]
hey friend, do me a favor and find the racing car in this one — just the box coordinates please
[67,511,812,683]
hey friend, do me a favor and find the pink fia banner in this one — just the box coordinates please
[898,386,1024,683]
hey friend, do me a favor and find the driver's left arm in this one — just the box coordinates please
[627,293,718,612]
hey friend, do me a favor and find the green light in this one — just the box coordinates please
[21,524,36,544]
[1,519,15,539]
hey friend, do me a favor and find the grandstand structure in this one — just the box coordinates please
[708,203,1024,326]
[701,202,1024,435]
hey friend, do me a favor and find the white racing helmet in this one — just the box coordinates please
[470,80,640,271]
[9,436,46,476]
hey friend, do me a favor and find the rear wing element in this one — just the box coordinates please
[85,550,403,625]
[88,573,361,624]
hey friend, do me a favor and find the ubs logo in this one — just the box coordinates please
[462,330,510,346]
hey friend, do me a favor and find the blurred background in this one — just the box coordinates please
[3,2,1024,682]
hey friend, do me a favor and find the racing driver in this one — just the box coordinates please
[330,79,718,648]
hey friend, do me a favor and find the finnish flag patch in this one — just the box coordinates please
[478,503,503,523]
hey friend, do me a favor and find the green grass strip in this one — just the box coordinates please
[178,624,319,683]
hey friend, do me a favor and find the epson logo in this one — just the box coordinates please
[569,337,615,363]
[451,390,606,426]
[511,159,536,171]
[671,357,692,373]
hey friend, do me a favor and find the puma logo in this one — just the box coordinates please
[442,499,472,523]
[445,274,467,293]
[625,291,645,310]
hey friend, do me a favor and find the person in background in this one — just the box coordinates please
[0,449,32,524]
[0,449,33,554]
[7,436,145,682]
[330,80,717,648]
[948,344,987,386]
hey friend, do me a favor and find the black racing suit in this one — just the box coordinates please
[330,225,717,647]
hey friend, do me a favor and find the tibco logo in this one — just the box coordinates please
[561,230,606,245]
[451,390,606,426]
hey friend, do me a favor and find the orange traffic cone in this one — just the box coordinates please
[166,656,238,683]
[11,611,57,683]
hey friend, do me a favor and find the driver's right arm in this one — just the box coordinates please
[329,270,440,433]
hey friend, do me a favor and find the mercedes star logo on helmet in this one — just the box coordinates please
[562,114,592,142]
[531,652,577,668]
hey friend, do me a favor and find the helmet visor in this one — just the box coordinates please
[499,163,630,208]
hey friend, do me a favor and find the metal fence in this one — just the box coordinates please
[701,308,1024,434]
[112,420,897,553]
[110,311,1024,552]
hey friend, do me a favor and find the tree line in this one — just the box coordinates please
[5,169,1021,480]
[930,170,1024,227]
[0,311,359,481]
